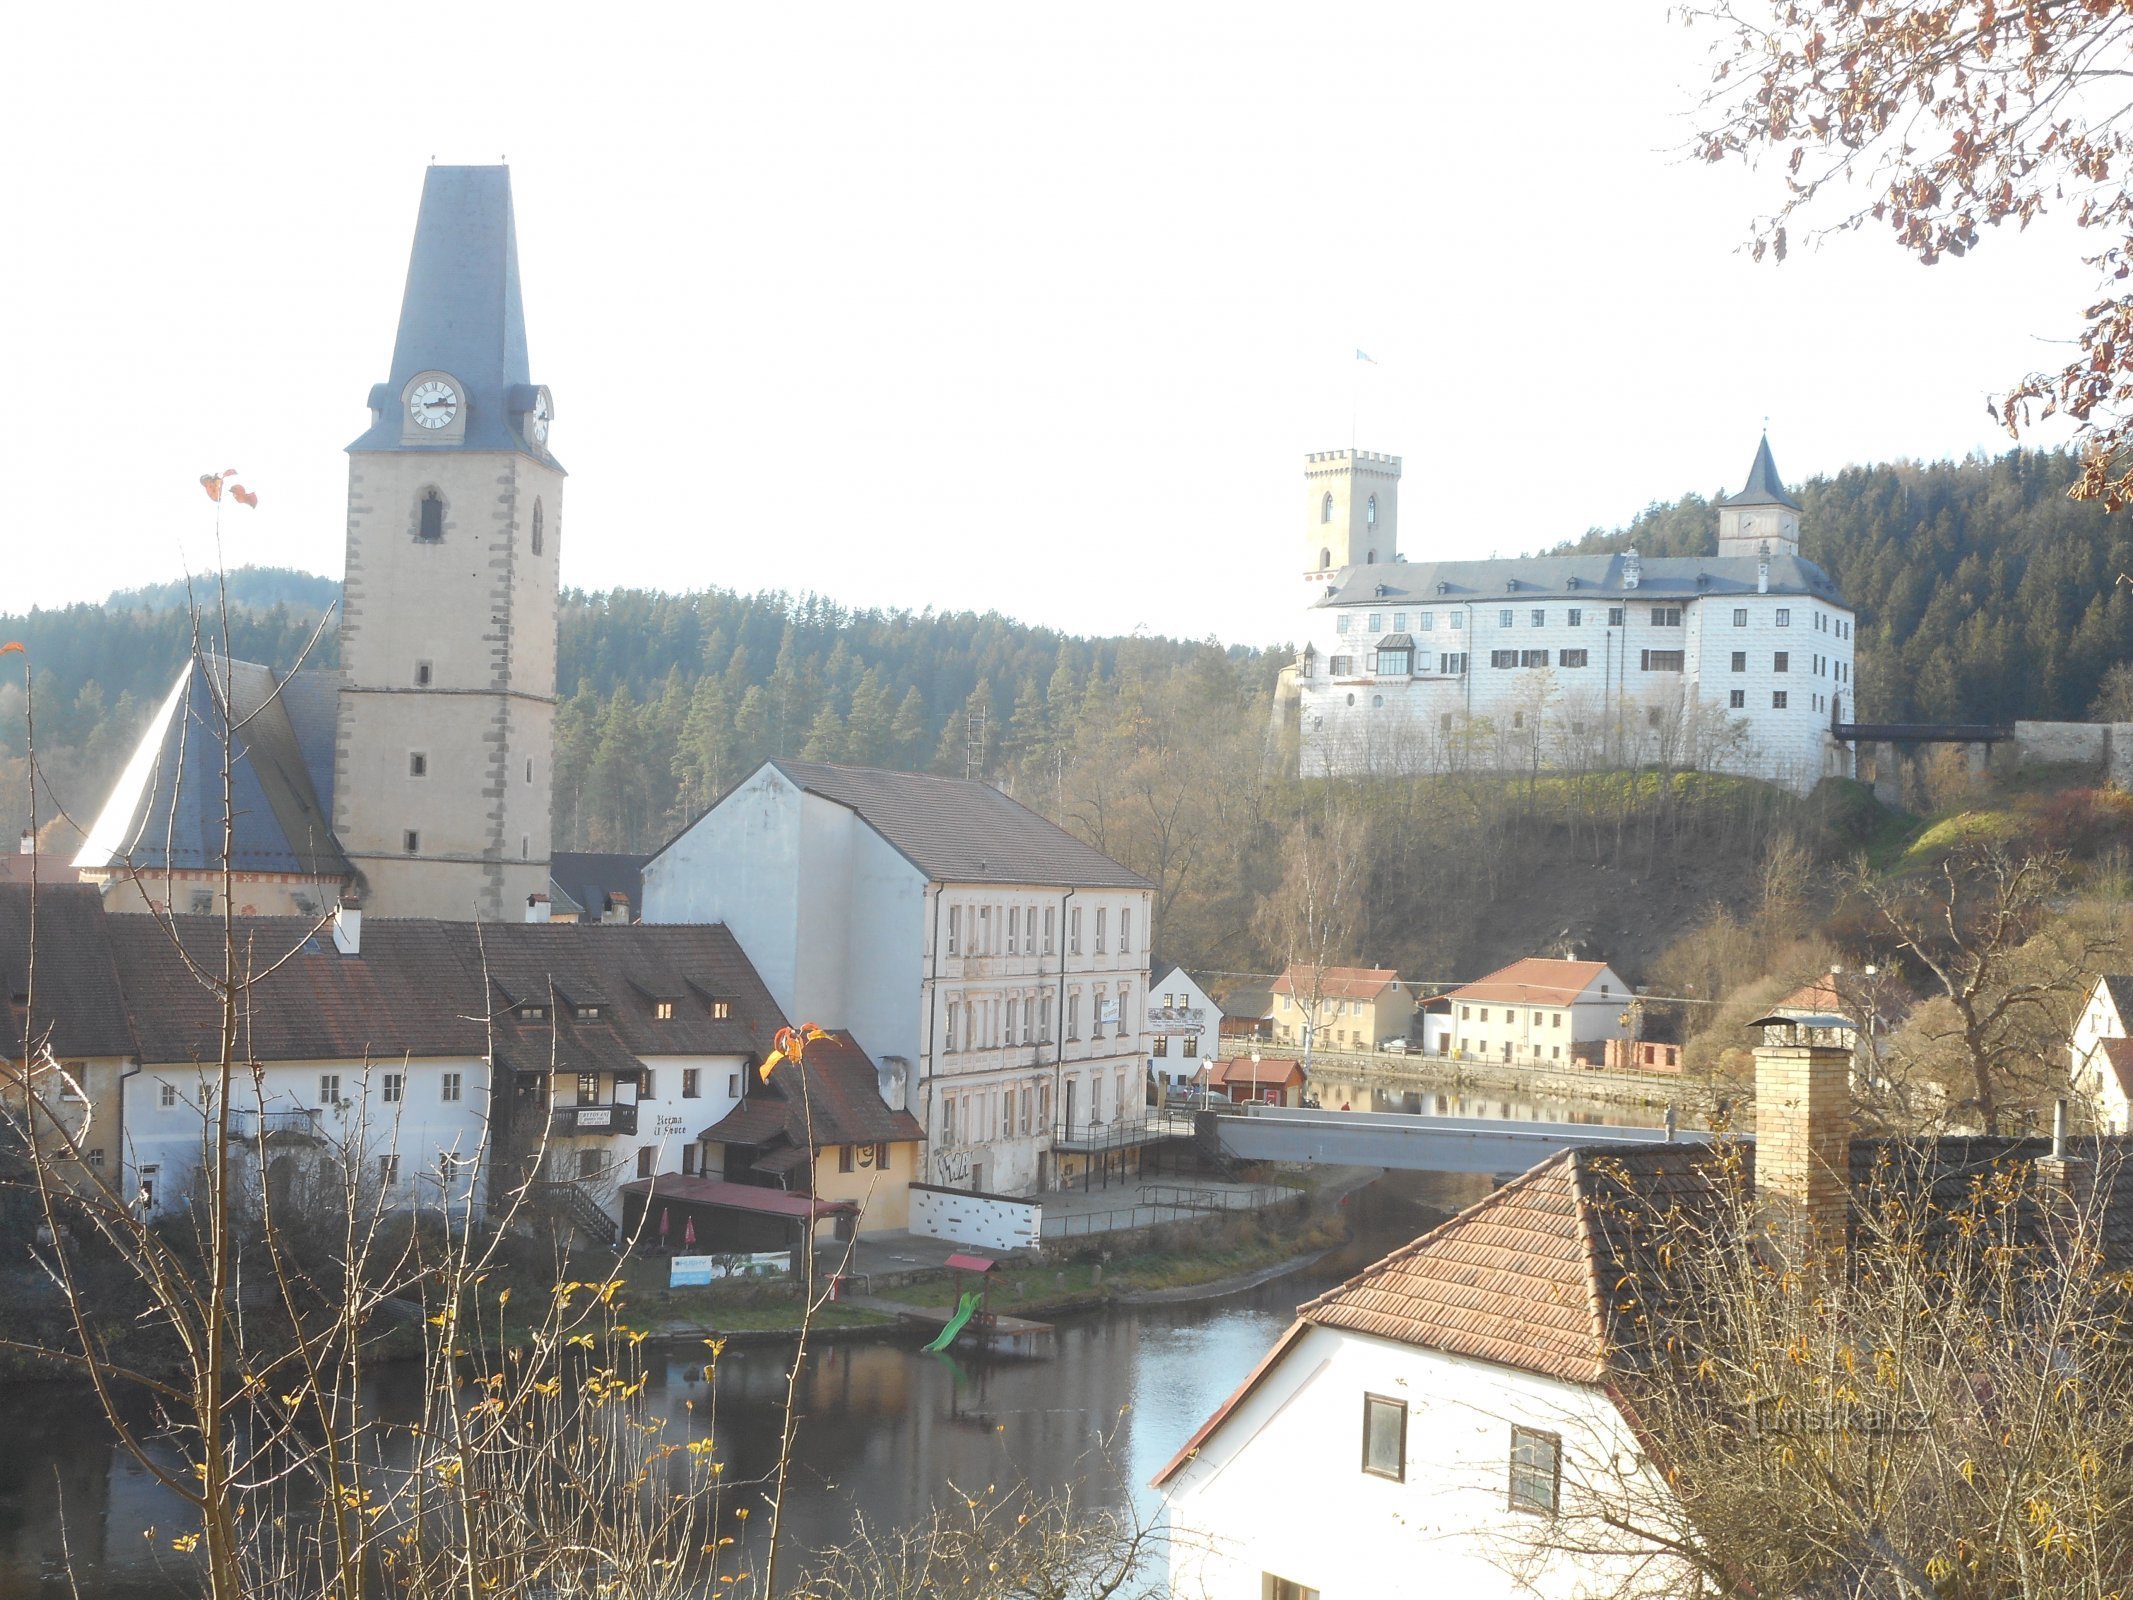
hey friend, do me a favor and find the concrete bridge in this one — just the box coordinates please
[1209,1102,1707,1175]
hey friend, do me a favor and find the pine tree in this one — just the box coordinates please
[889,687,930,770]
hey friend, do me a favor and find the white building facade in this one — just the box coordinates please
[642,759,1154,1198]
[1442,958,1630,1065]
[1147,966,1220,1094]
[2071,974,2133,1134]
[1296,440,1859,797]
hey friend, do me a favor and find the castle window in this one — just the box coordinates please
[415,661,433,687]
[1368,614,1382,633]
[1775,608,1792,627]
[1773,652,1789,672]
[1337,615,1351,634]
[532,499,545,555]
[1640,650,1684,672]
[409,752,427,777]
[1319,547,1331,569]
[526,759,533,783]
[1731,652,1747,672]
[1531,609,1545,627]
[1733,608,1748,627]
[1650,606,1682,627]
[1607,607,1625,626]
[1558,649,1588,668]
[1366,494,1377,526]
[1729,689,1746,708]
[1566,608,1581,627]
[1321,492,1333,524]
[403,830,420,854]
[1365,550,1376,564]
[418,490,444,542]
[1772,691,1789,709]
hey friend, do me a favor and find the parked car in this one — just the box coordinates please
[1379,1037,1410,1054]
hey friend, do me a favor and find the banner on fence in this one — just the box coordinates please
[669,1252,788,1287]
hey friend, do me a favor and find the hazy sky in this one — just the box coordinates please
[1,2,2096,646]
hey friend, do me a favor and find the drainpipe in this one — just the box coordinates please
[920,883,943,1166]
[118,1055,141,1198]
[1053,888,1075,1170]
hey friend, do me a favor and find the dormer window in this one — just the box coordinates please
[654,1000,674,1020]
[520,1004,548,1021]
[418,490,444,542]
[574,1003,602,1021]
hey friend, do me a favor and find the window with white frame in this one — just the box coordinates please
[382,1072,403,1104]
[1070,907,1082,954]
[1120,908,1131,952]
[1509,1427,1562,1515]
[1094,908,1107,954]
[441,1071,462,1103]
[948,906,961,955]
[1362,1394,1407,1480]
[319,1074,341,1106]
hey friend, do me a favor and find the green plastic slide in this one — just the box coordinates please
[923,1290,982,1352]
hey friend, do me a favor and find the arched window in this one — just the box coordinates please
[1366,550,1376,564]
[417,490,444,542]
[1319,547,1331,570]
[1367,494,1377,527]
[531,498,545,555]
[1321,491,1333,524]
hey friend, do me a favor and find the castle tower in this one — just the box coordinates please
[333,167,562,922]
[1303,449,1401,581]
[1717,434,1801,560]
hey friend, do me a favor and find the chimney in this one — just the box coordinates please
[1757,542,1771,595]
[1751,1013,1852,1253]
[601,891,631,925]
[525,892,550,924]
[332,899,363,957]
[1622,547,1641,590]
[17,829,32,856]
[2035,1098,2093,1216]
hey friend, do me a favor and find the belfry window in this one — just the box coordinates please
[531,499,544,555]
[418,490,444,542]
[1367,494,1377,527]
[1321,491,1333,524]
[1319,547,1331,570]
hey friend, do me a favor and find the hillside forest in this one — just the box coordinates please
[4,446,2131,1128]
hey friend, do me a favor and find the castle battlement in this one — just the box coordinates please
[1306,449,1402,472]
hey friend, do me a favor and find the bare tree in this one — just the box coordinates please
[1852,842,2118,1134]
[1255,791,1371,1076]
[1499,1140,2133,1598]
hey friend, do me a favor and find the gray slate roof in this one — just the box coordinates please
[764,760,1152,890]
[1317,551,1844,609]
[73,656,349,883]
[1720,434,1802,511]
[347,166,557,463]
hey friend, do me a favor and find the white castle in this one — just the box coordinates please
[1293,439,1857,795]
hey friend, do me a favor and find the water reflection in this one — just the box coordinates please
[0,1174,1483,1600]
[1307,1080,1678,1129]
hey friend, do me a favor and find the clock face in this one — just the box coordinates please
[1739,515,1756,538]
[530,387,552,445]
[410,379,460,430]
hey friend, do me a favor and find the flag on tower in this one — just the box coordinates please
[1355,349,1379,365]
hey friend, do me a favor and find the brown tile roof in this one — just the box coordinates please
[1208,1056,1304,1091]
[101,914,789,1070]
[662,760,1150,890]
[0,883,138,1060]
[1446,958,1614,1007]
[1155,1133,2133,1487]
[1271,965,1403,1002]
[617,1174,852,1219]
[699,1031,923,1150]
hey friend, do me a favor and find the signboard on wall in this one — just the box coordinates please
[669,1252,788,1287]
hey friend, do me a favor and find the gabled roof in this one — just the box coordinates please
[1447,958,1615,1008]
[74,656,348,884]
[744,760,1150,890]
[1719,434,1802,511]
[1271,965,1402,1002]
[2093,974,2133,1021]
[698,1030,923,1151]
[1208,1055,1304,1091]
[0,883,137,1060]
[2090,1037,2133,1102]
[1153,1134,2133,1487]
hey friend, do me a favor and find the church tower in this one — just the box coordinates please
[333,166,562,922]
[1716,434,1801,560]
[1303,449,1401,581]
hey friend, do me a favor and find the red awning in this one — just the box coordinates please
[943,1253,996,1274]
[617,1175,854,1220]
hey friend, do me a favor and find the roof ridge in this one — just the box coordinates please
[1297,1148,1578,1320]
[1567,1148,1615,1383]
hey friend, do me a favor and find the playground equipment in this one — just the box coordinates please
[923,1291,982,1352]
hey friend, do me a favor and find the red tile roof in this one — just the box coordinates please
[2095,1037,2133,1101]
[699,1031,923,1151]
[1271,965,1402,1002]
[1446,958,1614,1007]
[1208,1056,1304,1092]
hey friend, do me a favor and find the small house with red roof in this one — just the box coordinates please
[1442,957,1627,1065]
[1270,965,1412,1054]
[1205,1055,1307,1107]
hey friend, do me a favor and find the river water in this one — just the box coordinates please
[0,1130,1644,1598]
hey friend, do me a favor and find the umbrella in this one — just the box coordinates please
[683,1216,697,1249]
[659,1206,671,1239]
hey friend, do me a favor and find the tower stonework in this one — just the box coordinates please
[333,167,562,922]
[1303,449,1401,581]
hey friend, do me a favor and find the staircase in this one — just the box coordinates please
[528,1180,617,1247]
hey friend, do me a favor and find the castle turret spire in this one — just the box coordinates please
[1717,433,1802,558]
